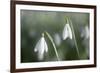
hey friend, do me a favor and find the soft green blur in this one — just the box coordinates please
[21,10,89,63]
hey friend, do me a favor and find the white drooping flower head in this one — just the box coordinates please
[85,26,89,39]
[34,33,48,60]
[62,23,72,40]
[81,26,89,39]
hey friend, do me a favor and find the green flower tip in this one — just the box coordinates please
[42,33,44,37]
[65,16,69,24]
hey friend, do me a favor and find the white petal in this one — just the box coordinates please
[38,52,44,60]
[34,36,48,60]
[34,38,42,52]
[67,24,72,39]
[62,24,69,40]
[85,26,89,39]
[81,26,89,39]
[62,24,72,40]
[34,48,37,52]
[34,37,44,60]
[40,37,45,54]
[44,39,48,52]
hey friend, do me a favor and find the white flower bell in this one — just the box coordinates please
[62,24,72,40]
[34,33,48,60]
[81,26,89,39]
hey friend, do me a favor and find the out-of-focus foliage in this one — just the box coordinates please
[21,10,89,63]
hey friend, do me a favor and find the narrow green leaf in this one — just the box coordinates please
[67,18,80,59]
[44,31,60,61]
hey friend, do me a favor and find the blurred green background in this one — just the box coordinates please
[21,10,89,63]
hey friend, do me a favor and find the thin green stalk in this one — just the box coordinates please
[44,31,60,61]
[67,18,80,59]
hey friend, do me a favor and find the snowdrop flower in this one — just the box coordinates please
[81,26,89,39]
[34,33,48,60]
[62,23,72,40]
[81,26,89,58]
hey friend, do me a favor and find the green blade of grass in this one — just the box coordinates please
[67,18,80,59]
[45,31,60,61]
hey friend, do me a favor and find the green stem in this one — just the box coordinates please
[67,18,80,59]
[44,31,60,61]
